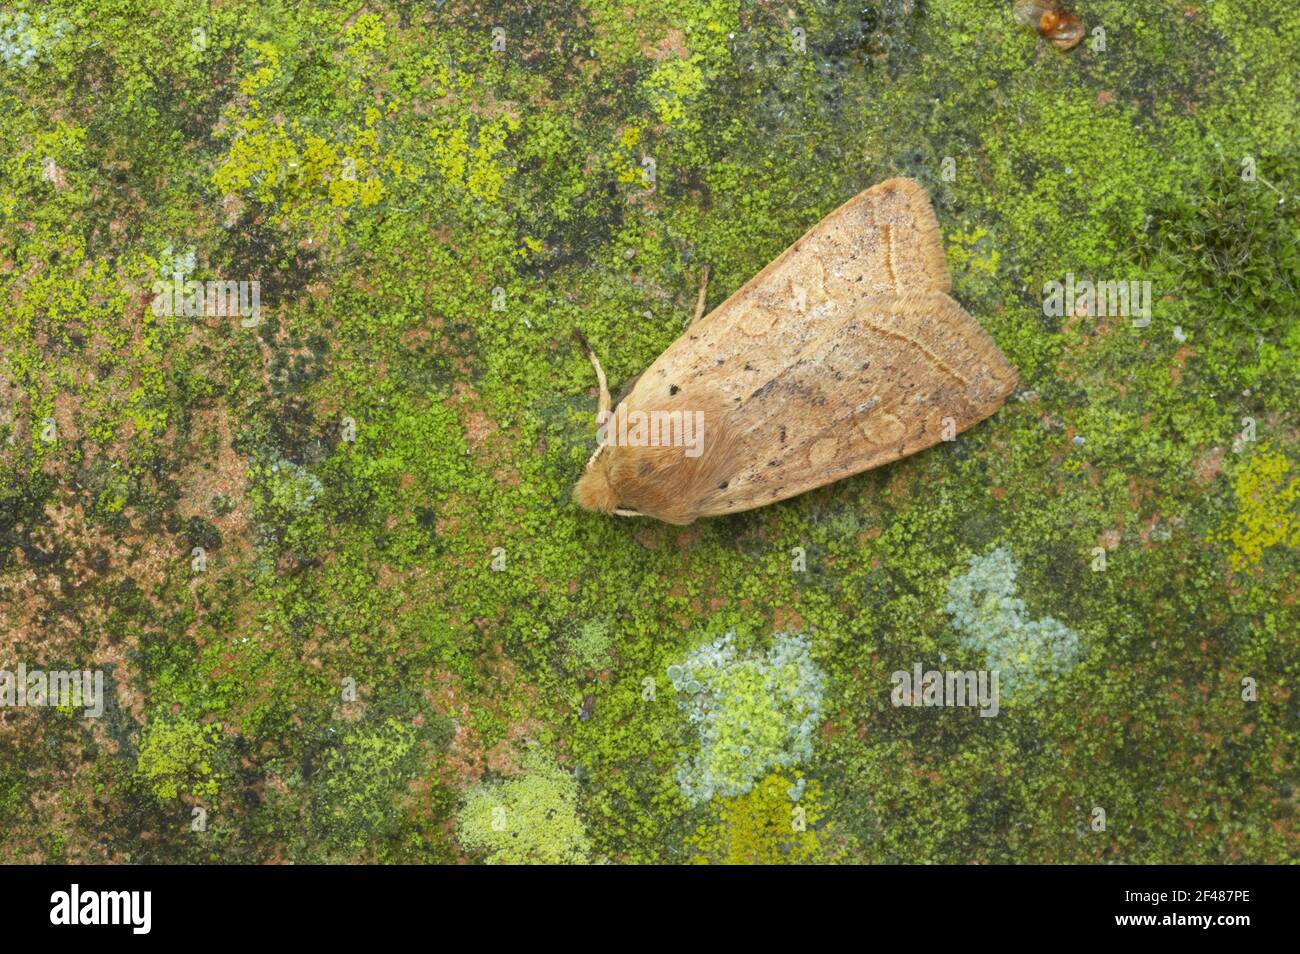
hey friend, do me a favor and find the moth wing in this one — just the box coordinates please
[691,293,1017,517]
[631,178,950,410]
[697,176,952,311]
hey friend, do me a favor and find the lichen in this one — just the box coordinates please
[455,749,591,864]
[669,632,826,805]
[945,547,1083,702]
[1220,444,1300,571]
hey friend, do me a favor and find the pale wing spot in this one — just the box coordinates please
[857,410,907,447]
[808,436,838,471]
[738,301,783,337]
[791,283,808,314]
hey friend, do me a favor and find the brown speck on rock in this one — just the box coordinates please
[1013,0,1085,50]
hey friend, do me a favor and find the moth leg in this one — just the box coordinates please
[571,329,611,418]
[587,349,611,419]
[572,329,613,471]
[613,508,644,518]
[690,265,710,325]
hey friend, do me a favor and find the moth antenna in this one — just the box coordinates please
[691,265,710,325]
[571,329,610,418]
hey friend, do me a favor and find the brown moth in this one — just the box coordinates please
[573,178,1018,526]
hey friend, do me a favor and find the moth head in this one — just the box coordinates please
[573,443,650,519]
[572,399,739,526]
[573,443,622,515]
[569,335,735,525]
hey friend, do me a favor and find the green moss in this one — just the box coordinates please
[135,718,223,802]
[314,717,424,853]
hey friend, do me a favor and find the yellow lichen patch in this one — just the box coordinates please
[606,124,652,188]
[644,55,706,129]
[214,40,397,239]
[429,111,521,205]
[685,772,838,865]
[1221,444,1300,570]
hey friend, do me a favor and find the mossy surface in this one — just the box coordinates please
[0,0,1295,863]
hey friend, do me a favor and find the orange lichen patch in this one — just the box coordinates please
[857,526,883,544]
[644,27,688,60]
[884,465,917,502]
[1126,474,1160,512]
[492,464,521,488]
[434,511,464,539]
[447,382,522,490]
[1170,345,1195,384]
[173,405,256,564]
[673,526,701,551]
[400,326,432,347]
[772,607,806,633]
[0,487,182,753]
[51,390,81,444]
[1193,446,1227,485]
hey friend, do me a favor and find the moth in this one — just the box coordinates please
[573,178,1018,526]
